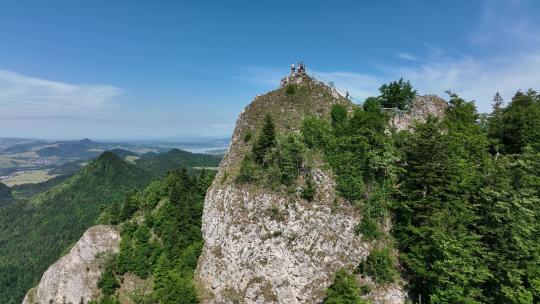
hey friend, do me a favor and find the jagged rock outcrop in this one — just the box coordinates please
[195,75,406,303]
[390,95,448,131]
[23,225,121,304]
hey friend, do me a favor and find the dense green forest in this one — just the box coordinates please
[0,182,14,207]
[10,174,71,201]
[135,148,221,178]
[0,148,221,303]
[91,168,213,303]
[0,152,151,303]
[238,80,540,303]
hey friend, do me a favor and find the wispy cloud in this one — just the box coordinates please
[312,71,382,102]
[314,53,540,113]
[396,52,419,62]
[0,69,122,110]
[230,65,288,86]
[234,1,540,113]
[307,1,540,112]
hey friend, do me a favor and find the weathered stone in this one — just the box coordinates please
[390,95,448,131]
[23,225,121,304]
[195,77,407,303]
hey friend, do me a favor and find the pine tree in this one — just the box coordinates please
[324,270,366,304]
[491,90,540,154]
[394,117,489,303]
[252,114,276,165]
[492,92,504,112]
[478,149,540,303]
[378,78,417,110]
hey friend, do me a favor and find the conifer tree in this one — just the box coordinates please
[491,90,540,154]
[394,117,489,303]
[252,114,276,165]
[378,78,417,110]
[324,270,366,304]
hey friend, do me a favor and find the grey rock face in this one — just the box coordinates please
[23,225,120,304]
[195,78,406,303]
[391,95,448,132]
[197,173,369,303]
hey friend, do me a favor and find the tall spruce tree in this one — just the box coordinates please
[252,114,276,165]
[490,90,540,154]
[394,116,489,303]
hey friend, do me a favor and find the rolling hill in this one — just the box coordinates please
[135,148,222,177]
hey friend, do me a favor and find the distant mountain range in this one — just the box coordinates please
[0,137,228,179]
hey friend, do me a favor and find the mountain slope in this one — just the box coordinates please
[109,148,139,160]
[0,152,151,303]
[23,168,213,303]
[0,182,14,207]
[195,74,388,303]
[135,148,221,177]
[36,138,104,158]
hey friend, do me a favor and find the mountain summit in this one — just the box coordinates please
[195,74,406,303]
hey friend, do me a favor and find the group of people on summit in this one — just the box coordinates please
[291,61,305,75]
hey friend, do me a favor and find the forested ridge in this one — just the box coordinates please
[236,79,540,303]
[0,148,221,303]
[0,152,151,303]
[90,168,213,303]
[135,148,221,178]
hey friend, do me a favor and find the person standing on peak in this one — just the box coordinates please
[291,63,296,74]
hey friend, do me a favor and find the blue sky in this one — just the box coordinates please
[1,0,540,139]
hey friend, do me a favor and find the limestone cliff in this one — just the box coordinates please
[390,95,448,131]
[195,75,406,303]
[23,225,120,304]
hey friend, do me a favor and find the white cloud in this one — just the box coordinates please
[312,52,540,113]
[0,69,122,111]
[312,71,382,102]
[310,0,540,113]
[396,52,419,62]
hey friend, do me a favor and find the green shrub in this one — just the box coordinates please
[285,84,296,95]
[355,215,382,241]
[359,247,398,284]
[265,134,305,186]
[324,269,366,304]
[363,97,382,112]
[302,175,316,201]
[359,283,372,295]
[331,104,348,128]
[97,256,119,296]
[268,205,286,222]
[301,116,331,149]
[236,155,258,183]
[243,130,253,143]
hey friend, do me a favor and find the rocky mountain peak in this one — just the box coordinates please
[195,74,405,303]
[218,74,351,180]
